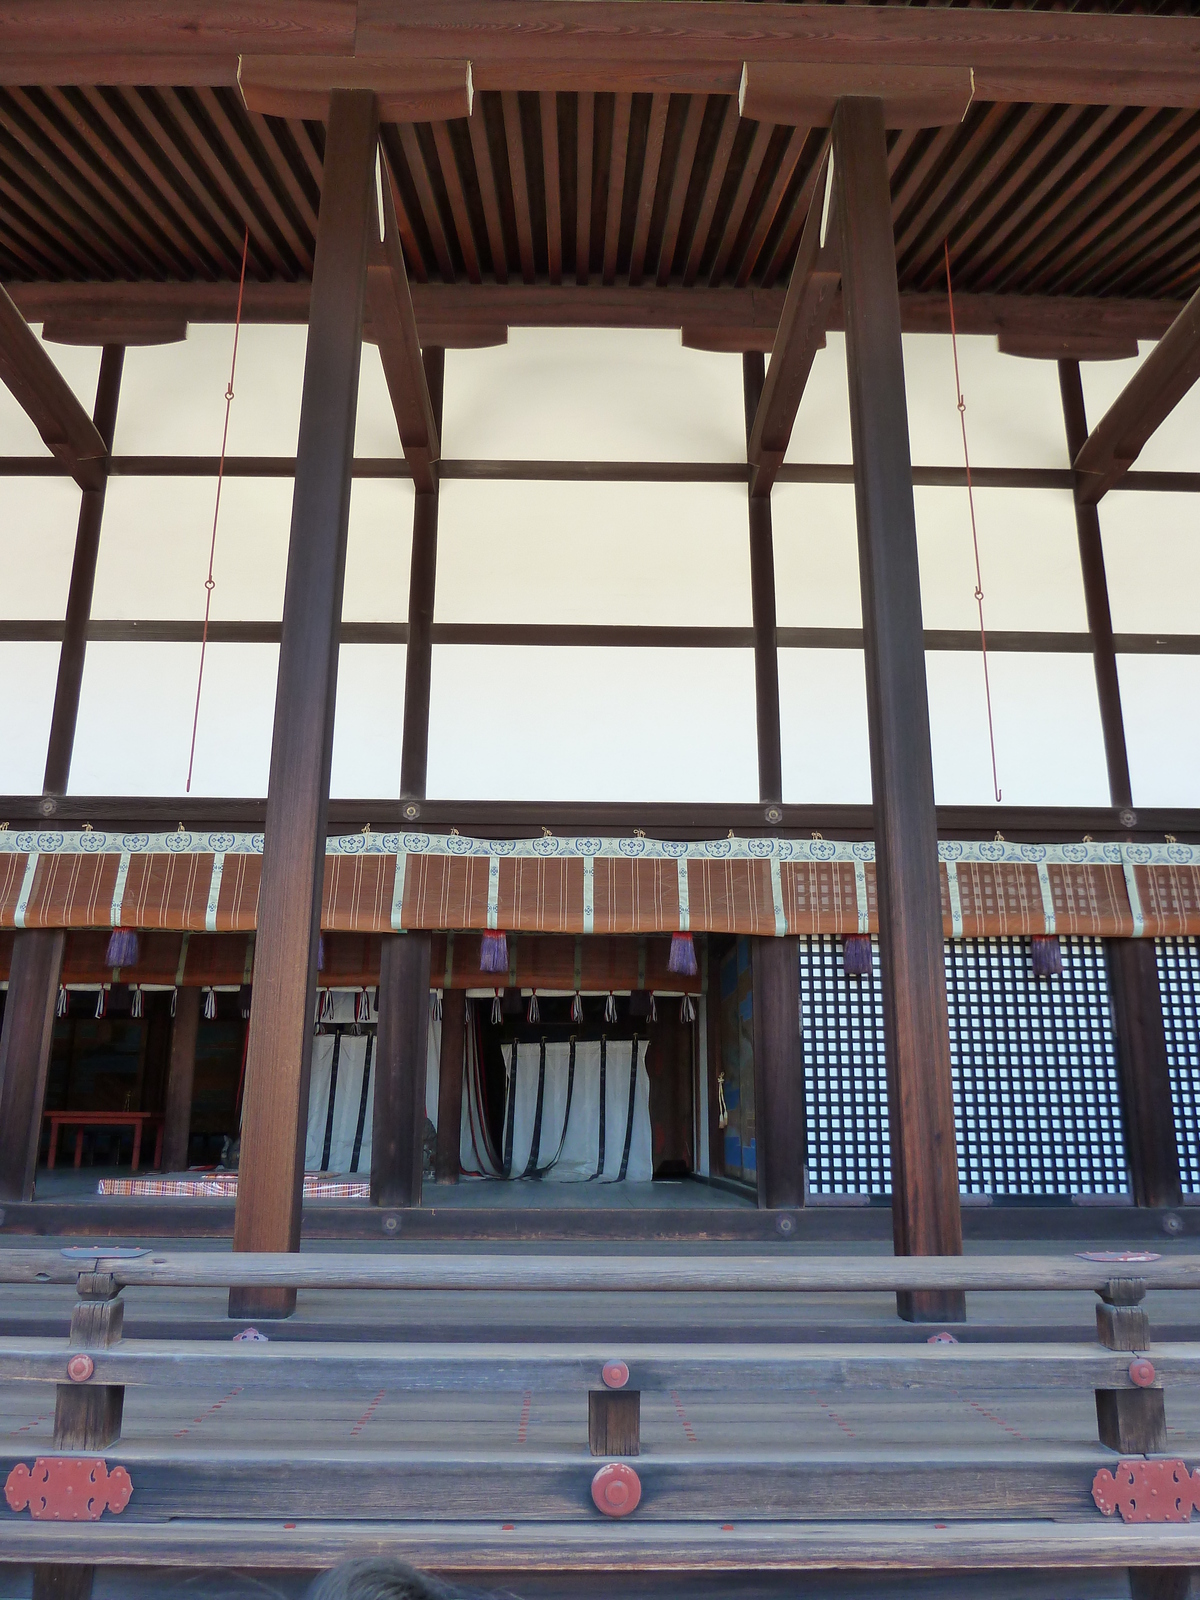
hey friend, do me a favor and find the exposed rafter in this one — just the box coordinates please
[365,145,440,492]
[747,151,840,497]
[0,282,106,488]
[1072,281,1200,503]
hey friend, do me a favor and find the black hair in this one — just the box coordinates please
[305,1558,457,1600]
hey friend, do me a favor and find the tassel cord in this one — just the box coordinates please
[945,238,1002,806]
[187,226,250,794]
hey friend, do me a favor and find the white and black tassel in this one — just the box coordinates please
[680,994,696,1024]
[604,992,618,1024]
[203,987,217,1020]
[130,986,143,1019]
[571,992,583,1024]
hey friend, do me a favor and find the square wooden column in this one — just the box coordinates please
[160,986,201,1175]
[1108,939,1182,1209]
[435,986,466,1183]
[833,97,964,1323]
[373,931,432,1207]
[742,352,783,805]
[751,936,805,1209]
[0,931,66,1202]
[230,90,377,1320]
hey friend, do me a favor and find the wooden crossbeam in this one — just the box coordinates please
[1072,281,1200,503]
[366,144,440,493]
[746,150,840,498]
[0,284,107,489]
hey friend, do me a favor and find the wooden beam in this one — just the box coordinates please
[742,353,782,806]
[1073,283,1200,502]
[399,348,444,800]
[501,91,536,284]
[373,931,432,1207]
[1059,360,1133,809]
[230,88,377,1322]
[6,280,1185,348]
[367,147,440,494]
[16,3,1200,108]
[540,91,562,285]
[1107,939,1182,1211]
[747,148,839,498]
[237,53,472,123]
[0,930,65,1203]
[161,986,201,1175]
[739,61,974,129]
[0,283,107,489]
[750,936,805,1209]
[435,986,466,1183]
[833,95,963,1325]
[42,344,123,796]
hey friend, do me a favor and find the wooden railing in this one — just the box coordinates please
[2,1250,1200,1583]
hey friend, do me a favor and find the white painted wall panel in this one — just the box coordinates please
[778,649,872,803]
[436,480,750,625]
[443,328,745,462]
[427,645,759,801]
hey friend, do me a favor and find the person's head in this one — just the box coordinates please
[305,1558,456,1600]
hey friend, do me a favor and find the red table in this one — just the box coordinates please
[44,1111,164,1172]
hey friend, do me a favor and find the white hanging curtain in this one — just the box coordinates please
[460,999,503,1176]
[498,1036,652,1183]
[305,1007,442,1176]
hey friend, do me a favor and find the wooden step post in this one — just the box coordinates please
[1094,1276,1166,1454]
[35,1270,127,1600]
[229,88,377,1320]
[833,96,963,1323]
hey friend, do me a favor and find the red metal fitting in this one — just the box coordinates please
[601,1360,629,1389]
[591,1462,641,1518]
[6,1459,132,1521]
[66,1355,94,1383]
[1129,1357,1157,1389]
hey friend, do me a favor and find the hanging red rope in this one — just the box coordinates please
[186,226,250,794]
[944,237,1002,805]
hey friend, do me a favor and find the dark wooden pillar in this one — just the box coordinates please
[399,347,444,800]
[750,936,805,1208]
[833,97,964,1323]
[44,344,123,796]
[0,931,66,1202]
[230,90,377,1320]
[1059,359,1133,810]
[161,986,201,1174]
[373,931,431,1207]
[435,986,466,1182]
[743,352,783,805]
[1109,939,1182,1209]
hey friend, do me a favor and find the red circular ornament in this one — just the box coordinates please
[1129,1357,1156,1389]
[601,1360,629,1390]
[591,1462,641,1518]
[66,1354,94,1383]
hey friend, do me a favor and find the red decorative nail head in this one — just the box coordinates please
[592,1462,641,1518]
[1129,1357,1157,1388]
[601,1361,629,1389]
[66,1354,94,1383]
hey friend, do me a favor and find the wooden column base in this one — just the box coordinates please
[32,1566,93,1600]
[1096,1388,1167,1453]
[1129,1569,1193,1600]
[228,1284,297,1321]
[589,1390,640,1456]
[897,1288,966,1325]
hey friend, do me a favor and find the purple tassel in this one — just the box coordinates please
[680,994,696,1024]
[316,933,326,972]
[203,987,217,1020]
[668,932,698,976]
[56,986,69,1019]
[130,986,143,1019]
[94,987,107,1019]
[571,992,583,1024]
[843,934,873,978]
[1032,935,1063,979]
[105,927,139,968]
[480,930,508,973]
